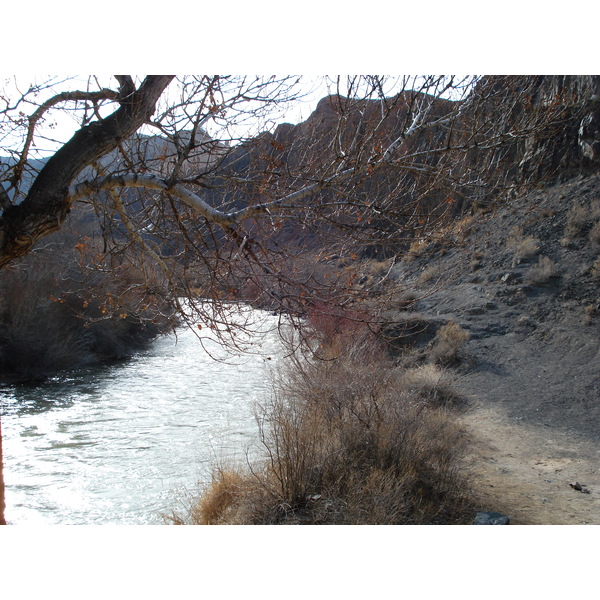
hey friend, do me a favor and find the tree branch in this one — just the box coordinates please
[69,173,234,227]
[0,75,174,268]
[114,76,136,102]
[9,88,121,191]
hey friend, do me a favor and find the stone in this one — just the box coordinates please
[501,272,523,284]
[466,306,486,315]
[473,511,510,525]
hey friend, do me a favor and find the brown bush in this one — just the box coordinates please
[404,239,430,262]
[583,303,598,326]
[525,255,557,285]
[187,470,250,525]
[564,203,592,238]
[304,300,381,359]
[506,226,539,261]
[428,321,470,366]
[399,364,464,408]
[178,343,474,525]
[591,258,600,282]
[0,239,175,381]
[589,222,600,246]
[470,251,484,271]
[419,264,443,284]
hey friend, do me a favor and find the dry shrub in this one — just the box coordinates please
[181,344,474,525]
[428,321,470,366]
[564,203,592,238]
[305,300,379,359]
[368,259,393,278]
[404,239,429,262]
[454,214,474,241]
[583,303,598,326]
[190,469,249,525]
[526,255,557,285]
[388,287,420,312]
[506,226,539,261]
[591,258,600,282]
[0,240,175,381]
[399,364,464,408]
[419,264,442,284]
[470,251,484,271]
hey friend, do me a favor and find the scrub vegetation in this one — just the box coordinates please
[170,314,474,525]
[0,229,176,381]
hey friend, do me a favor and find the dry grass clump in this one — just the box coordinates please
[583,303,598,326]
[367,258,393,278]
[179,344,474,525]
[454,214,475,241]
[564,201,598,238]
[167,469,251,525]
[564,203,591,237]
[428,321,470,366]
[419,264,443,284]
[404,239,430,262]
[399,364,464,408]
[563,199,600,241]
[591,258,600,282]
[470,251,484,271]
[395,288,419,311]
[525,255,557,285]
[506,226,539,261]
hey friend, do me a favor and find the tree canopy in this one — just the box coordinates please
[1,75,594,335]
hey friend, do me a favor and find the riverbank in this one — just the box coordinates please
[172,317,479,524]
[0,239,178,383]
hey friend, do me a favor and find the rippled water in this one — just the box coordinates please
[0,307,283,524]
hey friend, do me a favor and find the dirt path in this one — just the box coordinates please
[460,403,600,524]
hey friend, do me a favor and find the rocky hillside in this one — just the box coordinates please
[393,172,600,434]
[383,170,600,524]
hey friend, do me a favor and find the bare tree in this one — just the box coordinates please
[1,76,475,325]
[3,74,596,276]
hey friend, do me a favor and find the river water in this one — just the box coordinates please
[0,307,283,525]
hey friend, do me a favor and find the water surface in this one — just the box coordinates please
[0,307,282,524]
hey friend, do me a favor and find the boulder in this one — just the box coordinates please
[473,511,510,525]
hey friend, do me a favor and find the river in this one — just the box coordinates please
[0,306,284,525]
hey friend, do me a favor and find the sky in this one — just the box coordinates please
[1,75,329,158]
[2,75,476,160]
[5,2,597,73]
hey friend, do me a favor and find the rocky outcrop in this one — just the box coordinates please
[475,75,600,184]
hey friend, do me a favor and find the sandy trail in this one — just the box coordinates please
[460,403,600,524]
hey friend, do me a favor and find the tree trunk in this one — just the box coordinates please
[0,75,174,269]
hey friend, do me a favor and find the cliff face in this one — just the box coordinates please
[475,75,600,183]
[22,76,600,271]
[203,76,600,256]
